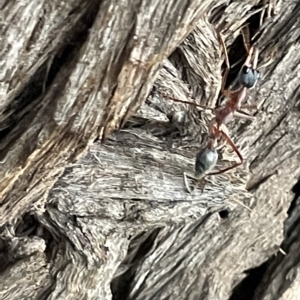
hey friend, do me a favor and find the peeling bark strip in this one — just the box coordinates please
[0,0,215,225]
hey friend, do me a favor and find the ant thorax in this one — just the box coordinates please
[239,65,259,89]
[215,105,234,126]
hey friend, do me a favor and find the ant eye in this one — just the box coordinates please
[242,66,250,74]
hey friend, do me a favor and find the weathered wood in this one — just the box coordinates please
[251,189,300,300]
[0,0,300,300]
[0,0,218,225]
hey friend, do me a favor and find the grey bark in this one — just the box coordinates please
[0,0,300,300]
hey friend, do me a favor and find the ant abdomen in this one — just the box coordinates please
[195,144,218,176]
[239,66,259,89]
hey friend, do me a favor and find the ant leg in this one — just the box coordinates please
[206,129,243,176]
[244,45,255,67]
[260,0,275,27]
[218,32,231,96]
[241,26,260,69]
[259,4,265,28]
[183,172,207,193]
[234,111,255,121]
[252,47,259,70]
[241,25,259,69]
[235,105,257,121]
[240,104,257,110]
[241,25,251,54]
[159,92,214,111]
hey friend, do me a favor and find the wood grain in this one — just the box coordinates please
[0,0,300,300]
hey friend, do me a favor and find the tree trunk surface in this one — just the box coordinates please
[0,0,300,299]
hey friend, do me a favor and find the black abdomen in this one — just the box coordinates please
[195,148,218,176]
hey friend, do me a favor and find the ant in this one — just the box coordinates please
[160,28,260,193]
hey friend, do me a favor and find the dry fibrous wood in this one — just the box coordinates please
[0,0,218,225]
[251,188,300,300]
[0,0,300,300]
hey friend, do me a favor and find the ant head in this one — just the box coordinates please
[239,66,259,89]
[242,65,251,74]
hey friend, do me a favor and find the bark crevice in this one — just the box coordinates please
[0,1,300,300]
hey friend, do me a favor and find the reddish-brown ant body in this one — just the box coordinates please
[160,29,260,191]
